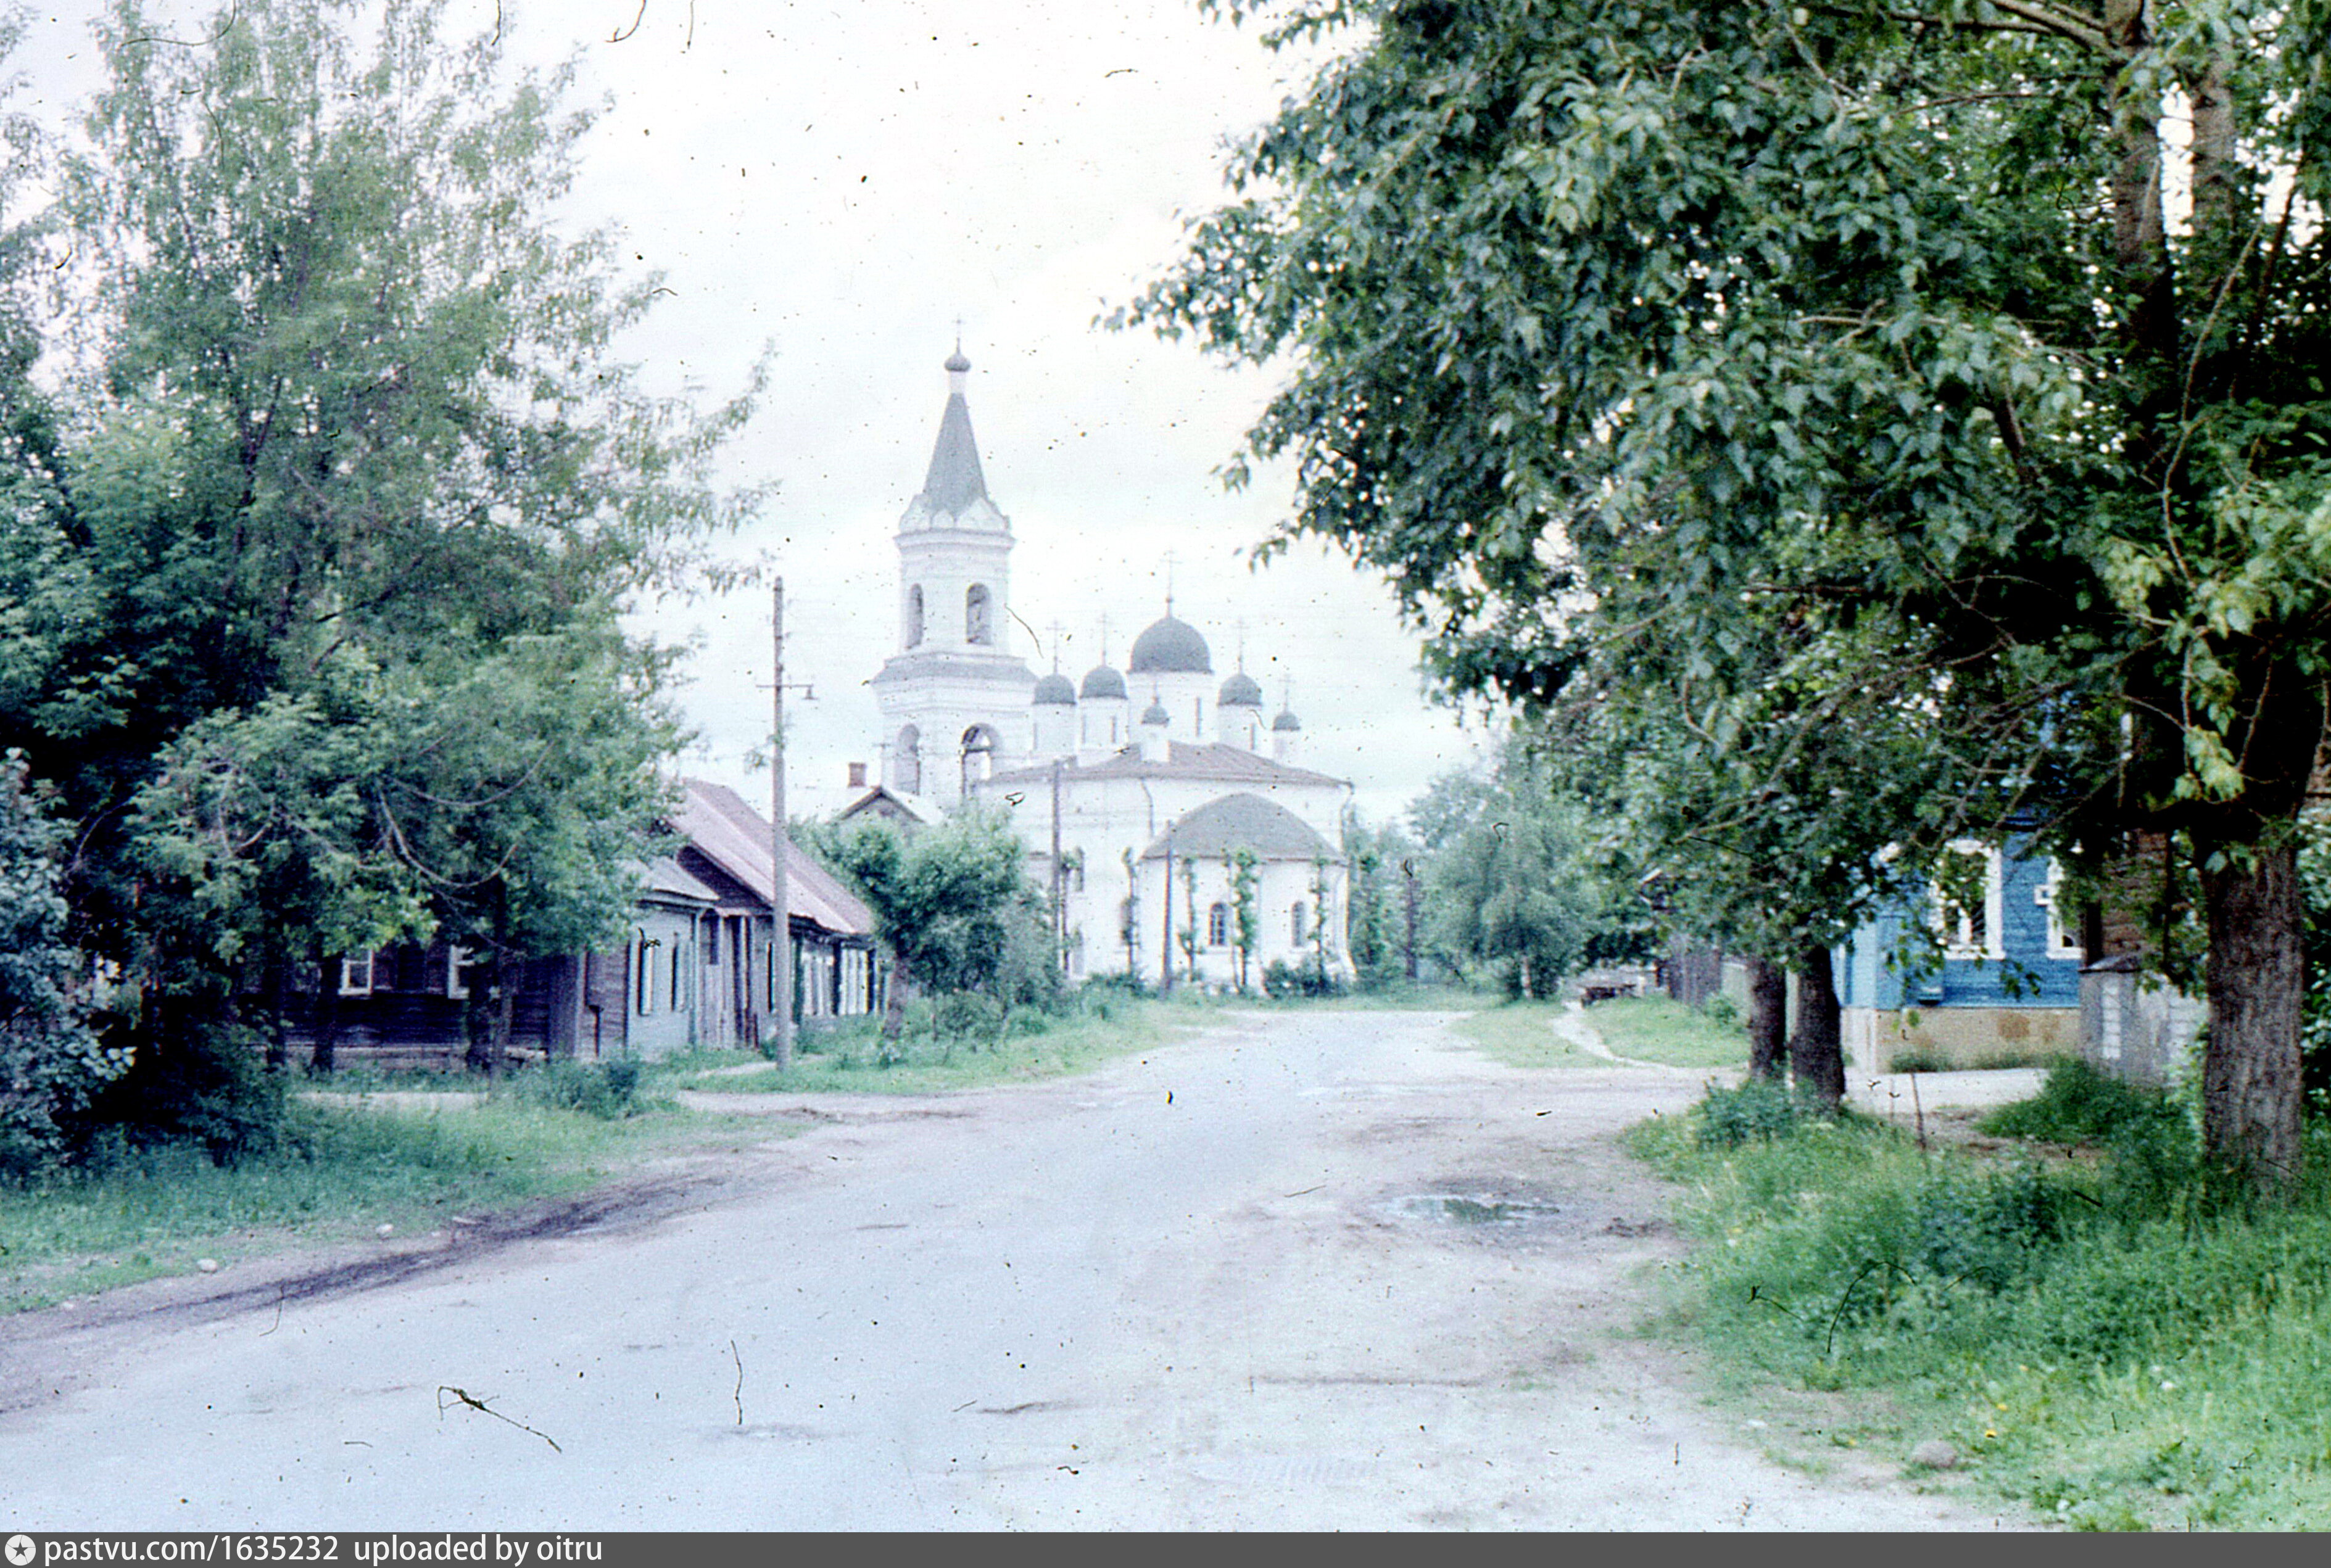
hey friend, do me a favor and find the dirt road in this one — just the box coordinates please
[0,1009,2024,1529]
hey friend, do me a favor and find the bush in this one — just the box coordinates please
[1696,1077,1832,1148]
[513,1058,644,1120]
[1263,959,1347,999]
[1700,994,1740,1029]
[1981,1058,2184,1147]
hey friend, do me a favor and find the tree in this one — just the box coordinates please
[821,811,1036,1041]
[1228,847,1261,992]
[0,0,757,1121]
[1342,811,1415,989]
[0,756,127,1173]
[1138,0,2331,1193]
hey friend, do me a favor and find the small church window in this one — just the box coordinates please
[1291,903,1307,946]
[966,584,992,646]
[1209,902,1229,948]
[907,586,925,647]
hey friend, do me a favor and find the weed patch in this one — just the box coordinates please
[0,1095,745,1313]
[1631,1063,2331,1529]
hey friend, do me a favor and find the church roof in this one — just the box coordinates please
[1128,613,1212,675]
[982,740,1348,791]
[1141,793,1333,863]
[917,369,988,516]
[1080,664,1127,700]
[1032,672,1077,705]
[1141,698,1171,725]
[1273,709,1303,732]
[1218,671,1264,707]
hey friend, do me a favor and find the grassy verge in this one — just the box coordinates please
[1581,996,1752,1068]
[1457,996,1750,1071]
[665,997,1185,1096]
[0,1077,772,1314]
[1455,1001,1608,1068]
[1628,1069,2331,1530]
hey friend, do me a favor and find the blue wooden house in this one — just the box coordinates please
[1836,839,2085,1074]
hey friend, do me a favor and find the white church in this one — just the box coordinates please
[850,349,1355,987]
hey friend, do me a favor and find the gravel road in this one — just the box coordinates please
[0,1008,2029,1529]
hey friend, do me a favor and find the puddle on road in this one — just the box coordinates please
[1384,1194,1558,1226]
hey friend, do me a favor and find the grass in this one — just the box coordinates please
[0,1073,776,1314]
[1583,996,1753,1068]
[1455,1001,1609,1068]
[1627,1067,2331,1530]
[1457,996,1752,1070]
[664,997,1186,1096]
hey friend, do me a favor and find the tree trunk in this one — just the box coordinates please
[463,955,497,1075]
[2198,840,2306,1196]
[1745,956,1787,1081]
[880,953,910,1042]
[309,952,339,1075]
[263,941,289,1071]
[1789,944,1843,1110]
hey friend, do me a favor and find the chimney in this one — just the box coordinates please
[847,762,867,789]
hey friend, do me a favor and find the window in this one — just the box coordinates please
[2035,860,2084,960]
[906,585,925,647]
[1931,843,2005,960]
[966,584,992,645]
[636,935,656,1015]
[1209,902,1230,948]
[1291,903,1307,946]
[447,945,478,1000]
[669,933,684,1012]
[338,951,375,997]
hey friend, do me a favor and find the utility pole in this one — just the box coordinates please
[1404,856,1421,983]
[1050,757,1066,978]
[771,579,793,1070]
[1159,843,1175,994]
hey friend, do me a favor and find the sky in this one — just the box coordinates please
[14,0,1499,825]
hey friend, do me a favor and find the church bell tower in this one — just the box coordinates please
[869,349,1037,806]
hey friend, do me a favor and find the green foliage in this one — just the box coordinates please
[508,1058,645,1121]
[1637,1092,2331,1527]
[1695,1078,1834,1150]
[1341,812,1412,989]
[1141,0,2331,1190]
[0,757,128,1173]
[0,0,759,1129]
[816,809,1051,1011]
[1262,956,1346,999]
[1981,1059,2185,1149]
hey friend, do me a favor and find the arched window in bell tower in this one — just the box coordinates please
[966,584,993,646]
[906,587,925,648]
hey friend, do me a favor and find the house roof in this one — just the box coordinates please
[1141,793,1333,862]
[644,854,724,907]
[672,778,875,936]
[835,782,946,828]
[983,740,1349,791]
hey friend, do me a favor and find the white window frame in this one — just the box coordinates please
[2035,859,2084,960]
[338,950,375,997]
[447,944,475,999]
[1930,840,2005,960]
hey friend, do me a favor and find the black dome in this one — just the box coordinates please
[1079,664,1127,701]
[1272,709,1302,733]
[1217,671,1264,707]
[1128,614,1212,675]
[1033,672,1076,706]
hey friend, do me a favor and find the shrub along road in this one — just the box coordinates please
[0,1009,2030,1529]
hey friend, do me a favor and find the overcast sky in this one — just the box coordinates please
[18,1,1498,826]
